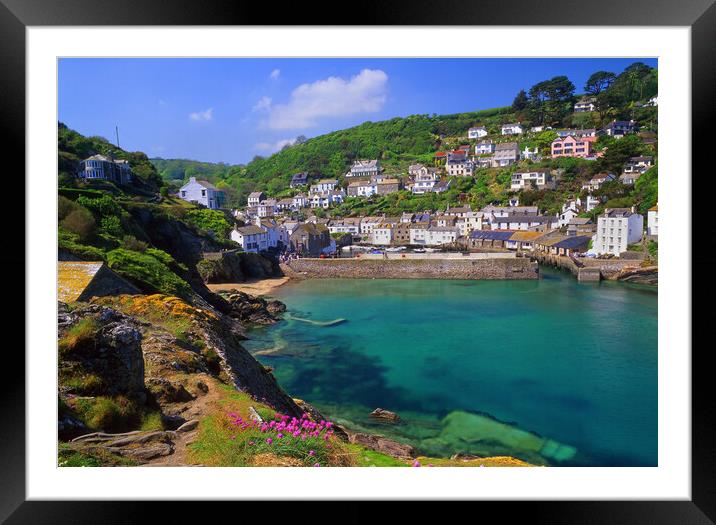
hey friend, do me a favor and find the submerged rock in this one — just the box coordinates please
[221,290,287,325]
[370,408,401,423]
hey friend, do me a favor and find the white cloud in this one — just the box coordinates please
[252,96,272,112]
[263,69,388,130]
[189,108,213,121]
[254,138,297,153]
[269,69,281,80]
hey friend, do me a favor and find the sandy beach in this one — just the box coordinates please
[207,276,291,296]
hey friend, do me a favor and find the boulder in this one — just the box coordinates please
[369,408,401,423]
[348,432,415,459]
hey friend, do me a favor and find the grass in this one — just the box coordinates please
[58,317,99,356]
[58,443,138,467]
[70,395,142,433]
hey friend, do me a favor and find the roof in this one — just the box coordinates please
[495,142,519,151]
[57,261,104,303]
[502,123,521,127]
[316,178,338,184]
[433,151,447,157]
[469,126,487,130]
[493,215,553,224]
[470,230,515,241]
[649,205,658,212]
[568,217,592,225]
[602,208,635,218]
[195,179,219,190]
[248,191,264,198]
[552,235,592,250]
[235,225,266,235]
[508,231,544,242]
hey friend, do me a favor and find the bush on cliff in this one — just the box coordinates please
[107,248,191,299]
[185,209,232,240]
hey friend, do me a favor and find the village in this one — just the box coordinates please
[158,96,658,266]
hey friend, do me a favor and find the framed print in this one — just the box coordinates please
[2,0,711,521]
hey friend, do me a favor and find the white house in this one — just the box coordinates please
[292,194,309,208]
[328,218,361,236]
[557,207,580,228]
[574,97,596,112]
[79,154,133,185]
[455,212,484,236]
[255,217,279,248]
[623,156,654,174]
[257,199,277,218]
[310,179,338,194]
[425,226,459,246]
[647,204,658,236]
[582,172,616,191]
[521,146,541,161]
[231,225,268,253]
[347,180,378,197]
[510,169,555,191]
[501,123,523,135]
[492,142,520,166]
[247,191,265,207]
[490,214,557,231]
[359,216,384,237]
[468,126,488,139]
[179,177,226,210]
[594,208,644,256]
[372,224,394,245]
[348,159,380,178]
[446,157,475,177]
[411,169,440,194]
[475,141,495,156]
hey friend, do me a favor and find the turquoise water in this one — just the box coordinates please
[245,268,657,466]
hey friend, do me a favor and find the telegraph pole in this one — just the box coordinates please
[115,125,120,149]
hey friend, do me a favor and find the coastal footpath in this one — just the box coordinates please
[284,256,538,280]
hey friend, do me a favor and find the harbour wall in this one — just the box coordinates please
[285,257,538,280]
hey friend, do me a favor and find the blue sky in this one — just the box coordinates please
[58,58,657,165]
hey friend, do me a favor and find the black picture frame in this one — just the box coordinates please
[2,0,709,521]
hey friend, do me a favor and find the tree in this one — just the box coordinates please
[295,135,308,145]
[584,71,616,96]
[512,89,528,111]
[528,76,575,125]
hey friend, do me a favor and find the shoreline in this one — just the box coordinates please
[207,276,291,296]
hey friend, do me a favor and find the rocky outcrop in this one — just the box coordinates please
[347,432,415,459]
[220,290,287,325]
[58,303,146,403]
[197,251,281,284]
[613,266,658,285]
[71,430,176,461]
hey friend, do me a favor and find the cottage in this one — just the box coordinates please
[623,156,653,174]
[510,169,555,191]
[231,225,268,253]
[482,205,539,219]
[310,179,338,194]
[289,223,332,256]
[446,154,475,177]
[58,261,141,303]
[567,217,596,237]
[501,123,523,135]
[328,218,362,236]
[468,126,488,139]
[425,226,459,246]
[535,235,592,256]
[376,178,401,195]
[594,208,644,256]
[78,154,133,185]
[256,218,280,248]
[521,146,540,161]
[582,172,616,191]
[257,199,277,218]
[411,169,440,194]
[371,223,394,246]
[455,212,484,236]
[445,205,472,218]
[347,180,377,198]
[179,177,226,209]
[506,231,544,252]
[619,173,642,185]
[247,191,265,207]
[603,120,638,137]
[348,159,380,178]
[468,230,514,249]
[492,142,519,166]
[292,194,309,209]
[290,172,309,188]
[276,198,294,212]
[475,140,496,156]
[490,214,557,231]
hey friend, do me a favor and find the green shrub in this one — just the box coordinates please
[106,248,191,298]
[185,209,231,240]
[73,395,142,432]
[121,235,148,252]
[58,228,107,261]
[60,207,96,241]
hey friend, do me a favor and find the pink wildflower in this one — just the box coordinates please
[308,450,315,456]
[313,463,320,467]
[413,460,421,467]
[266,438,273,445]
[277,433,284,439]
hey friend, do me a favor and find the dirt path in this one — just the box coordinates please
[145,376,224,467]
[206,277,291,296]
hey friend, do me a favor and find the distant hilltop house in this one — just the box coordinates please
[603,120,638,138]
[594,208,644,256]
[178,177,226,209]
[347,159,380,178]
[78,154,133,185]
[290,172,309,188]
[573,97,596,112]
[57,261,141,303]
[468,126,488,139]
[500,123,523,135]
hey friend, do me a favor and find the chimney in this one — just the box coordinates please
[189,177,196,183]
